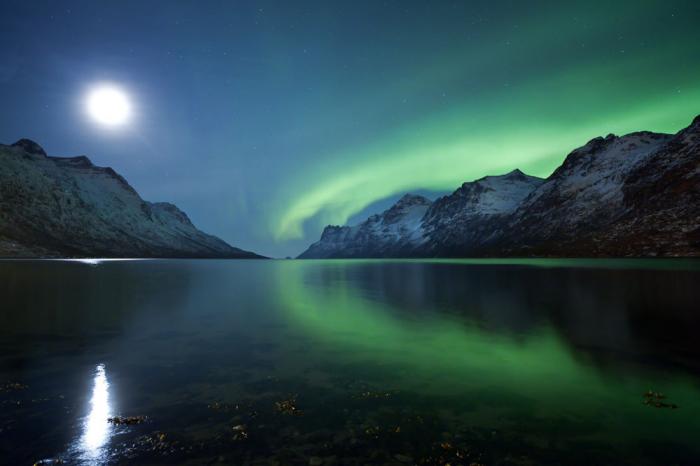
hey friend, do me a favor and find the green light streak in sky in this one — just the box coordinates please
[268,2,700,242]
[274,81,699,240]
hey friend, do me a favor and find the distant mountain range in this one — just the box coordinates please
[0,139,261,258]
[300,115,700,258]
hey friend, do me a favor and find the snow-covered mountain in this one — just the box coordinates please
[420,169,544,255]
[299,115,700,258]
[299,194,432,258]
[498,118,699,256]
[0,139,261,258]
[299,172,544,258]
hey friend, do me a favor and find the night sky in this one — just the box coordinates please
[1,1,698,257]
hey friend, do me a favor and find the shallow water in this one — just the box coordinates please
[1,258,699,465]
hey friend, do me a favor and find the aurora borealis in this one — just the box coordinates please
[0,1,699,256]
[272,1,700,244]
[272,258,700,456]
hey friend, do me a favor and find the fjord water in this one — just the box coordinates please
[1,259,699,465]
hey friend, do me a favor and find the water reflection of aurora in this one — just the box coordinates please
[275,259,700,447]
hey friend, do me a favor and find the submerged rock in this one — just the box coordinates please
[642,391,678,409]
[108,415,147,425]
[275,396,303,416]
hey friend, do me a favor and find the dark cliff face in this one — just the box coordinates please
[299,115,700,258]
[0,139,263,258]
[495,129,676,256]
[604,117,700,256]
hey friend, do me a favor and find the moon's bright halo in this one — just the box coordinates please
[86,85,131,127]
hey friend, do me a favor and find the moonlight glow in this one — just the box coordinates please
[86,85,131,127]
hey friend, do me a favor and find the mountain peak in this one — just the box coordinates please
[503,168,530,180]
[579,134,617,153]
[395,193,431,207]
[472,169,542,187]
[11,139,47,157]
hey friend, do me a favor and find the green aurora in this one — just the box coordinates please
[271,1,700,246]
[1,1,698,256]
[275,259,700,449]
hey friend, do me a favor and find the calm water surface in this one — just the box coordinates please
[1,259,699,465]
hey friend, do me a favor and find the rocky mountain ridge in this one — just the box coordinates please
[300,115,700,258]
[0,139,262,258]
[301,194,432,258]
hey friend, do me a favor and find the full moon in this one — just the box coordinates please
[86,85,131,127]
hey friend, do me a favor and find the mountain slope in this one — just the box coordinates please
[300,171,544,258]
[498,119,699,256]
[420,169,544,255]
[299,115,700,258]
[299,194,432,258]
[591,116,700,255]
[0,139,262,258]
